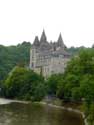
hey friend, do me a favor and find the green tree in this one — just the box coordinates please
[4,66,46,101]
[47,74,63,96]
[57,48,94,102]
[0,42,31,81]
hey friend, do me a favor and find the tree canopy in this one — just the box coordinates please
[4,66,46,101]
[0,42,31,81]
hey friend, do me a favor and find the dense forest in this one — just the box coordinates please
[0,41,31,81]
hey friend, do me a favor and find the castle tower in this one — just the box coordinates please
[33,36,40,47]
[57,33,65,48]
[40,30,47,43]
[30,36,39,69]
[39,30,51,51]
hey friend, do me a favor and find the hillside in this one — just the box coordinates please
[0,42,31,80]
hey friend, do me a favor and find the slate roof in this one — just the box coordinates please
[32,30,70,58]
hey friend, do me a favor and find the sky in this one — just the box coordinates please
[0,0,94,47]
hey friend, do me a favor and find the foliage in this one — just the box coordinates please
[87,103,94,125]
[57,48,94,101]
[45,48,94,103]
[80,74,94,103]
[0,42,31,81]
[4,66,46,101]
[56,48,94,124]
[46,74,63,95]
[67,46,85,56]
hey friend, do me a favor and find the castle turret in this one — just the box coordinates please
[57,33,64,46]
[40,30,47,43]
[39,30,51,51]
[33,36,40,46]
[30,37,39,69]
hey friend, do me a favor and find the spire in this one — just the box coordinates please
[57,33,65,48]
[33,36,39,46]
[40,29,47,43]
[58,33,63,44]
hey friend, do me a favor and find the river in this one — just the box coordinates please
[0,98,84,125]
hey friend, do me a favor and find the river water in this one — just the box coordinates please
[0,98,84,125]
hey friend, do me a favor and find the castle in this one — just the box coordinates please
[30,30,70,77]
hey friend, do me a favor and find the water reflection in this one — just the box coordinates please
[0,102,84,125]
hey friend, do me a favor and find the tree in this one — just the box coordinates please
[0,42,31,81]
[4,66,46,101]
[57,48,94,102]
[80,74,94,103]
[47,74,63,96]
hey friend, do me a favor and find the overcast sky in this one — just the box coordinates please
[0,0,94,47]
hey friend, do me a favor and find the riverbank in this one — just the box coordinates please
[0,98,88,125]
[34,101,88,125]
[0,98,84,125]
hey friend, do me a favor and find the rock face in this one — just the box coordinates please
[30,30,71,77]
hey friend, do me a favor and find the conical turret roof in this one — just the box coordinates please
[40,30,47,43]
[57,33,66,48]
[33,36,40,46]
